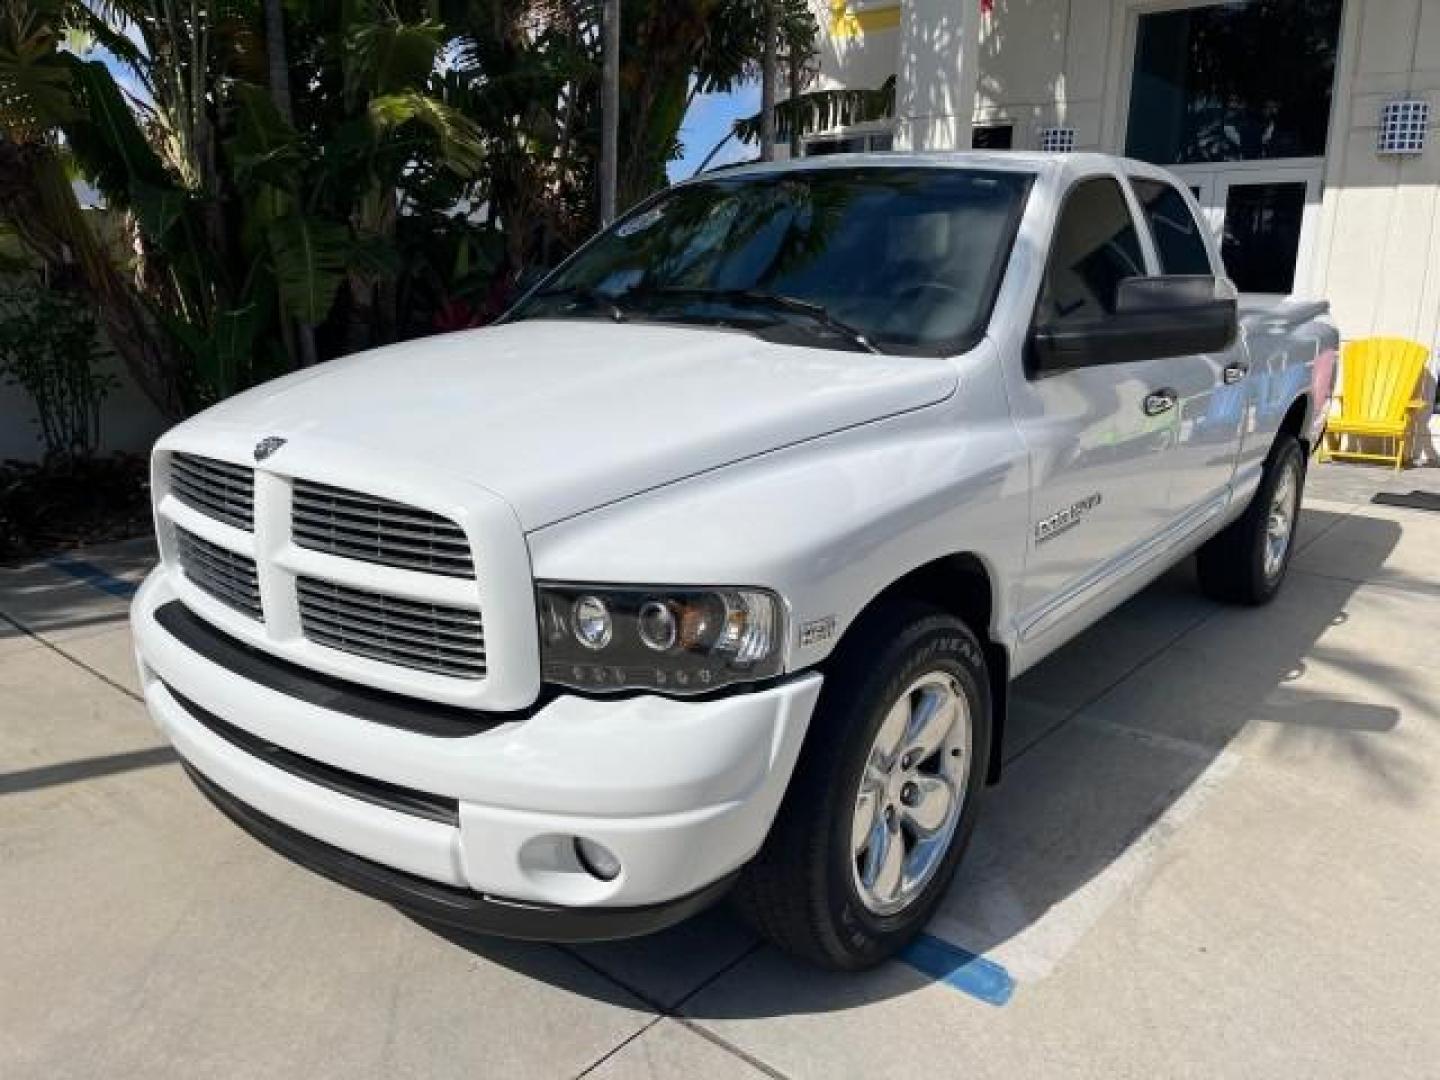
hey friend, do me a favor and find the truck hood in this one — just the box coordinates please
[199,320,957,529]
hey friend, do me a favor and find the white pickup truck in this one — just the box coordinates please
[132,152,1336,969]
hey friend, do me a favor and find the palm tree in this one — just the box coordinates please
[600,0,617,223]
[759,0,775,160]
[261,0,291,121]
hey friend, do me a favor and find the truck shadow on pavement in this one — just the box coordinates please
[429,506,1412,1015]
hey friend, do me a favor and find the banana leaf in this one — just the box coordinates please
[229,83,306,190]
[266,213,348,325]
[60,56,173,199]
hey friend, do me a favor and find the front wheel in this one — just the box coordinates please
[734,602,991,970]
[1197,434,1306,605]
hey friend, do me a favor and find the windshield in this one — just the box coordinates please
[509,167,1034,354]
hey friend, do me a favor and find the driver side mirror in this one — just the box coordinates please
[1029,275,1237,373]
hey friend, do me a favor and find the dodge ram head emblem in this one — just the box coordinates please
[253,436,287,462]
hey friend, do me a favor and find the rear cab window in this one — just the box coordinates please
[1129,177,1214,276]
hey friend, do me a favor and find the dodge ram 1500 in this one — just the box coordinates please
[132,152,1336,969]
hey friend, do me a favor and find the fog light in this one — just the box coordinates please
[574,837,621,881]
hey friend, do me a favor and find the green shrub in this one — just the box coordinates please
[0,285,117,460]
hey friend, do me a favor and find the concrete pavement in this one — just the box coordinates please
[3,463,1438,1078]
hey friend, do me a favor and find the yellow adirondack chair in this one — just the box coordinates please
[1319,338,1430,471]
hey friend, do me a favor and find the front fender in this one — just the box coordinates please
[525,396,1030,674]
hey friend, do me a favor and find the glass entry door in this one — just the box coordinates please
[1170,163,1322,296]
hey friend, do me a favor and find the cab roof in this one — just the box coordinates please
[697,150,1164,183]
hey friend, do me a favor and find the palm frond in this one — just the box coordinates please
[734,75,895,144]
[369,90,484,177]
[58,55,173,197]
[345,18,444,98]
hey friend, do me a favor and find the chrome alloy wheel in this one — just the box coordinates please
[1264,459,1300,580]
[850,671,972,916]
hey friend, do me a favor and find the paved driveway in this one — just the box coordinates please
[4,463,1438,1079]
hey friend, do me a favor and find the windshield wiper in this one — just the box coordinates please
[529,285,627,323]
[626,287,880,354]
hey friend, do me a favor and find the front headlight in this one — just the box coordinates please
[537,584,785,694]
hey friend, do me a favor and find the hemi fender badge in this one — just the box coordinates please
[800,616,838,648]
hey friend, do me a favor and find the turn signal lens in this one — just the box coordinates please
[718,590,777,665]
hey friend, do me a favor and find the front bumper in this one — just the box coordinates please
[184,763,740,941]
[133,570,821,937]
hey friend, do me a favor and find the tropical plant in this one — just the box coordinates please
[0,0,819,415]
[608,0,815,207]
[0,0,483,408]
[433,0,820,272]
[0,0,184,414]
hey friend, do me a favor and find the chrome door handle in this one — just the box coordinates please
[1143,389,1178,417]
[1222,362,1250,385]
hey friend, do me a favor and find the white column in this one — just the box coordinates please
[893,0,981,151]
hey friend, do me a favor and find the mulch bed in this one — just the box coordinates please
[0,455,152,566]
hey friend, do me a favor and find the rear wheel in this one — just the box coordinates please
[1197,434,1306,605]
[734,602,991,970]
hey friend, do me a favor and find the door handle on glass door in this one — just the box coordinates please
[1143,390,1178,417]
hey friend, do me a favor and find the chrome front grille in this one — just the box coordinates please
[296,577,486,680]
[160,444,498,691]
[291,480,474,579]
[176,528,263,620]
[170,453,254,531]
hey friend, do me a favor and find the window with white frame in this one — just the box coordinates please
[804,130,894,157]
[1126,0,1343,165]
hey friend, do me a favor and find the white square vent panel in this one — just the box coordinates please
[1378,99,1429,156]
[1039,127,1077,153]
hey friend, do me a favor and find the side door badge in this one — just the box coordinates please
[1035,493,1102,544]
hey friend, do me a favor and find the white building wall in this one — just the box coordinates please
[810,2,903,95]
[894,0,982,149]
[975,0,1113,152]
[1314,0,1440,352]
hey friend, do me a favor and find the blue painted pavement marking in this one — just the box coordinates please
[47,557,140,600]
[898,933,1015,1006]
